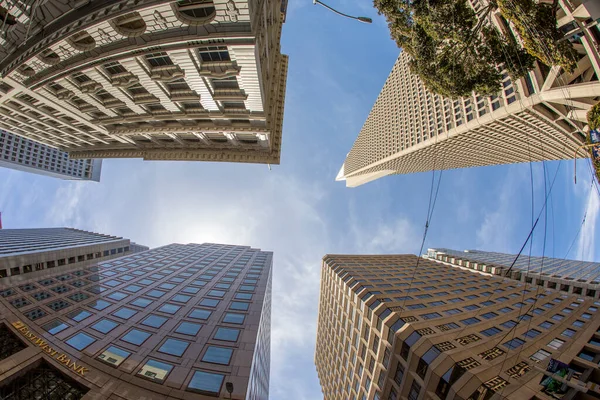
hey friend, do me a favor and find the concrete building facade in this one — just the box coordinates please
[0,228,136,279]
[130,242,152,253]
[0,129,102,181]
[315,254,600,400]
[0,242,273,399]
[426,248,600,300]
[337,0,600,187]
[0,0,288,164]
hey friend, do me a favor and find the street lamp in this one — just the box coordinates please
[225,382,234,399]
[312,0,372,23]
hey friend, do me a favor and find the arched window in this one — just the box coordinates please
[110,12,146,37]
[37,49,61,65]
[173,0,216,25]
[67,31,96,51]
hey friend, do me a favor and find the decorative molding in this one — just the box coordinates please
[225,0,240,22]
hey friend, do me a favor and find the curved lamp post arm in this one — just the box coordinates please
[312,0,372,23]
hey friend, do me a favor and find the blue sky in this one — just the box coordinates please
[1,1,599,399]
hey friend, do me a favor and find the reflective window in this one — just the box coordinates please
[188,370,224,395]
[68,309,92,322]
[214,327,240,342]
[503,338,525,349]
[138,359,173,382]
[548,338,565,349]
[562,328,576,337]
[66,332,96,350]
[122,329,151,345]
[501,320,517,329]
[98,346,130,366]
[147,290,166,298]
[172,294,191,303]
[460,317,480,325]
[107,291,128,301]
[214,283,230,290]
[175,322,202,336]
[159,304,181,314]
[207,290,225,298]
[124,285,142,293]
[88,299,112,310]
[91,319,119,334]
[159,283,176,290]
[138,279,154,285]
[130,297,153,308]
[113,307,138,319]
[240,285,255,291]
[42,320,69,335]
[229,302,249,311]
[235,293,252,300]
[202,346,233,365]
[199,298,219,308]
[189,309,212,320]
[539,321,554,329]
[523,329,541,338]
[104,280,121,287]
[159,338,189,356]
[223,313,245,324]
[182,287,200,294]
[142,315,168,328]
[480,327,501,337]
[481,312,498,319]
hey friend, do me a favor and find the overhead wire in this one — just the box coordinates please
[393,0,449,317]
[443,0,567,367]
[474,1,595,396]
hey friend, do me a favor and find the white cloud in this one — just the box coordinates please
[22,159,420,399]
[34,163,330,399]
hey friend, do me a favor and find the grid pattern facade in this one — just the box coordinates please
[339,2,600,187]
[0,0,288,164]
[427,248,600,299]
[0,242,273,399]
[315,254,600,400]
[0,130,102,181]
[0,228,124,255]
[0,228,132,278]
[130,243,151,253]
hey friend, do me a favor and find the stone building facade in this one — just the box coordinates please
[316,254,600,400]
[0,0,288,164]
[427,248,600,300]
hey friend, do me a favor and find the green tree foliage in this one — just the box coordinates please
[587,102,600,130]
[497,0,577,72]
[374,0,575,97]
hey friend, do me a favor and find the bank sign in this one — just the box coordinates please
[12,320,88,376]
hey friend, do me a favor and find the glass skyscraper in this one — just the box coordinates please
[0,228,135,278]
[0,242,272,399]
[0,130,102,181]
